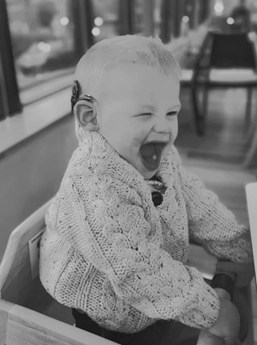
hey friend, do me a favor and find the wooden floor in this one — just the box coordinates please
[177,87,257,225]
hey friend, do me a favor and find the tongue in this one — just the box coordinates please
[140,143,163,171]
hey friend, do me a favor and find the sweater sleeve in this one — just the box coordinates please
[54,173,220,330]
[175,151,253,264]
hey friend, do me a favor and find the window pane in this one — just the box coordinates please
[133,0,175,43]
[6,0,77,97]
[91,0,119,43]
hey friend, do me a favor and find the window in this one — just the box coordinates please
[91,0,120,42]
[4,0,133,106]
[6,0,79,104]
[1,0,208,120]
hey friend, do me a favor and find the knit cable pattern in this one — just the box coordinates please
[39,131,252,333]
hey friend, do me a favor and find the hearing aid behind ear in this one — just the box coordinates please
[71,80,96,112]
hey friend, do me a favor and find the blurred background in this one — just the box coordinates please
[0,0,257,256]
[1,0,257,105]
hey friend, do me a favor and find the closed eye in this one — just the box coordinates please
[134,113,153,117]
[166,111,177,117]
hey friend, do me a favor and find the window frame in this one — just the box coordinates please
[0,0,22,120]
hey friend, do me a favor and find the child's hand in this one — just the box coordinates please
[208,298,240,345]
[216,260,255,287]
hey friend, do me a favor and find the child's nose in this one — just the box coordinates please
[153,117,172,133]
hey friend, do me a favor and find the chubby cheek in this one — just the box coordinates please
[173,122,179,141]
[118,130,146,170]
[122,132,144,163]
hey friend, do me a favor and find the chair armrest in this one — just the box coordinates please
[0,300,119,345]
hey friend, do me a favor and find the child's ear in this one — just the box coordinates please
[74,100,99,131]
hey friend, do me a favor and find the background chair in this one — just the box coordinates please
[191,31,257,135]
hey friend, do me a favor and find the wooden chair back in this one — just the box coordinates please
[211,32,256,69]
[0,201,49,306]
[0,200,118,345]
[195,31,257,71]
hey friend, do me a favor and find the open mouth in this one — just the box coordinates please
[139,142,166,171]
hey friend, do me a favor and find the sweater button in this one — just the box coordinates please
[151,191,163,207]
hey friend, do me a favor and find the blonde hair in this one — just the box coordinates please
[74,35,181,96]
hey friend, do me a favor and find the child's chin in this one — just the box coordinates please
[141,168,157,180]
[131,160,158,179]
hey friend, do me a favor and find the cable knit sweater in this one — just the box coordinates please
[39,131,252,334]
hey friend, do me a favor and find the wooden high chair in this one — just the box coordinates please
[1,191,255,345]
[0,200,118,345]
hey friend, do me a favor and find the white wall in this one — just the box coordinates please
[0,115,77,259]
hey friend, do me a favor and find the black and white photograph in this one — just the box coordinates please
[0,1,257,344]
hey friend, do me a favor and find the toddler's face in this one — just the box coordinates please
[97,63,181,179]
